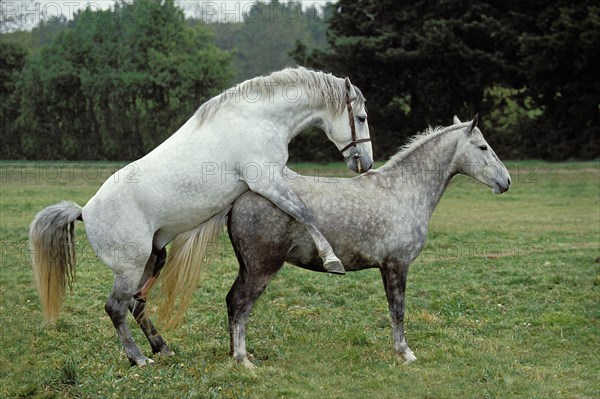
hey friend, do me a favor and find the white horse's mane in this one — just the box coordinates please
[383,122,469,168]
[195,67,364,125]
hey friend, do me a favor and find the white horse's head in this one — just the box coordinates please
[325,78,373,173]
[452,115,511,194]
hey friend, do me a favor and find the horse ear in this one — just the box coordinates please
[345,77,357,98]
[453,115,461,124]
[467,114,479,134]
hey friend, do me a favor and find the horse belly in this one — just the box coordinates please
[85,162,248,246]
[286,231,381,272]
[141,174,248,242]
[287,234,322,271]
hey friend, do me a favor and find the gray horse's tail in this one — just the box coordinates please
[152,207,230,329]
[29,201,82,324]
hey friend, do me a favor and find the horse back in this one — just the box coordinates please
[229,181,394,273]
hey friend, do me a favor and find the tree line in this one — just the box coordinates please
[294,0,599,161]
[1,0,232,160]
[1,0,598,161]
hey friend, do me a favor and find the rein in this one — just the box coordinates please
[339,91,370,156]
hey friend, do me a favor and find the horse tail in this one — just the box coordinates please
[154,207,230,329]
[29,201,82,324]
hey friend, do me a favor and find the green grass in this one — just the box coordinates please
[1,160,598,399]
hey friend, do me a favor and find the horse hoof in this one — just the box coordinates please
[131,356,155,367]
[156,347,175,357]
[402,351,417,365]
[242,358,257,369]
[233,353,257,369]
[324,260,345,274]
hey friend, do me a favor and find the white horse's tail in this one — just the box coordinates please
[29,201,82,324]
[153,208,230,329]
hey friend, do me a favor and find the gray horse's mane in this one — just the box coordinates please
[195,67,364,125]
[382,122,469,168]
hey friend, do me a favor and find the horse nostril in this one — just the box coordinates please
[508,177,511,186]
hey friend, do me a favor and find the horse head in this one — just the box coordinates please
[326,77,373,173]
[452,115,511,194]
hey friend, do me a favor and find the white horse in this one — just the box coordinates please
[28,67,373,366]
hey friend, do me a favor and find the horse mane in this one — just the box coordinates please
[381,122,469,169]
[195,67,364,125]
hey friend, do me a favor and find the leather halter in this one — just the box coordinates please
[339,91,371,156]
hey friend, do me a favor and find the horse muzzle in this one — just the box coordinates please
[492,176,511,194]
[346,153,373,174]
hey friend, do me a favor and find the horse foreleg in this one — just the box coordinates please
[380,263,416,364]
[246,178,344,274]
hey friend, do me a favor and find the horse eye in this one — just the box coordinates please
[479,145,488,151]
[357,116,366,123]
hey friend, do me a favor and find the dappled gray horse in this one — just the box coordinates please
[28,67,372,367]
[225,115,510,367]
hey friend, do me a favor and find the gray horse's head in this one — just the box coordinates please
[452,115,511,194]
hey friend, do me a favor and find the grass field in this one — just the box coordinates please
[0,160,598,399]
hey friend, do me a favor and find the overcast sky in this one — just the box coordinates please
[0,0,333,31]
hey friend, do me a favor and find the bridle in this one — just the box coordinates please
[339,91,371,156]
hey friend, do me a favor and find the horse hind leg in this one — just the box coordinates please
[129,300,174,357]
[106,276,154,367]
[229,269,285,368]
[129,246,174,357]
[102,241,157,366]
[226,229,285,368]
[226,275,264,369]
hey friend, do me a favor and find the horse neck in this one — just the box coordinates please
[284,101,328,143]
[381,129,461,218]
[232,84,336,144]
